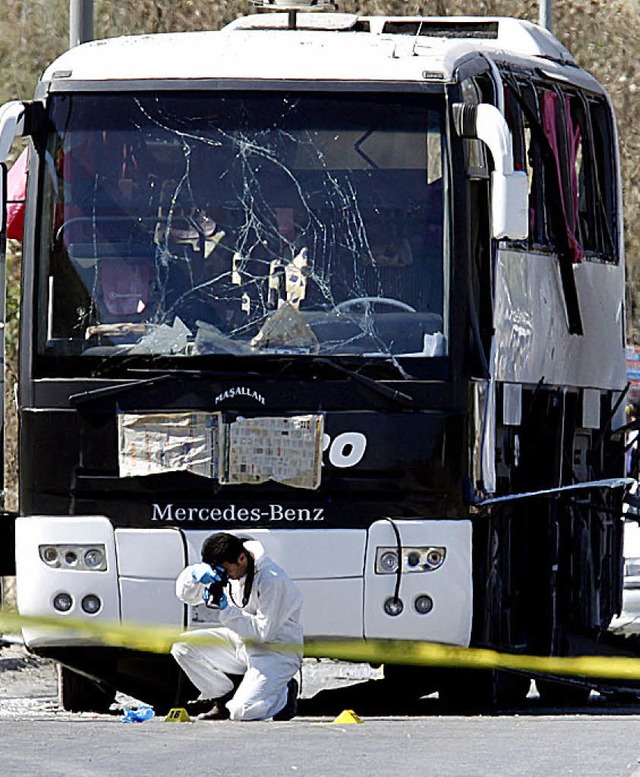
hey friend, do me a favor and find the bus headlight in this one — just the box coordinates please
[379,551,399,573]
[81,594,102,614]
[384,597,404,616]
[42,546,60,566]
[414,594,434,614]
[375,546,446,574]
[53,592,73,612]
[425,548,445,570]
[39,544,107,571]
[84,548,106,569]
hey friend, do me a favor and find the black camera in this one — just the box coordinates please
[205,566,229,609]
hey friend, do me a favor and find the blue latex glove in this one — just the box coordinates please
[122,706,155,723]
[191,563,218,584]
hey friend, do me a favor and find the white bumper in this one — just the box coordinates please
[15,516,185,648]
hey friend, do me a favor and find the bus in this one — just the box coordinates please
[0,2,630,711]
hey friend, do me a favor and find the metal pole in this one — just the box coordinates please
[539,0,553,32]
[69,0,94,49]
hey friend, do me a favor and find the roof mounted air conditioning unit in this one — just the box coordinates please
[252,0,338,30]
[252,1,337,8]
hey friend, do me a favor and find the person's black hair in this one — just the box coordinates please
[201,533,246,566]
[201,533,255,607]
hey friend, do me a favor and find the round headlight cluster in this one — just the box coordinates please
[39,544,107,571]
[52,592,103,615]
[376,546,446,575]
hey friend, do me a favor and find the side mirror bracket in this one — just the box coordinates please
[0,101,27,163]
[453,102,529,241]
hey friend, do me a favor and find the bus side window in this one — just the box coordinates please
[540,87,617,263]
[503,80,549,248]
[584,96,617,261]
[503,83,529,229]
[538,87,583,263]
[502,77,617,264]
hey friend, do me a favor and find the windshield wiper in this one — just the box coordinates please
[69,374,174,407]
[312,357,413,409]
[70,360,413,410]
[69,365,268,407]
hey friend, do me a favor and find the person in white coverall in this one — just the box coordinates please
[171,532,303,721]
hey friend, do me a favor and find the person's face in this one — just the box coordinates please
[220,551,249,580]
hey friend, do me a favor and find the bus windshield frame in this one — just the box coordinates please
[34,89,450,375]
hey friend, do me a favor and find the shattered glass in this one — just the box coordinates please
[37,91,447,365]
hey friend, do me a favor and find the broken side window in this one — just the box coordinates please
[504,75,617,264]
[504,80,549,248]
[539,87,583,263]
[586,95,617,261]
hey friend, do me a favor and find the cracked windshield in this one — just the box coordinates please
[39,91,447,364]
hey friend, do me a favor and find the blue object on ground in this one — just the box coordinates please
[121,706,155,723]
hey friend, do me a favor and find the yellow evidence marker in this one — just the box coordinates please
[164,708,191,722]
[331,710,363,725]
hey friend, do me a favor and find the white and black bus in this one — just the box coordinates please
[0,4,630,710]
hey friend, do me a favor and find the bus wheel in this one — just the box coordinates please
[57,665,116,713]
[536,678,591,706]
[439,669,530,711]
[382,664,437,700]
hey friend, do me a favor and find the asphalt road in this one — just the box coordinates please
[3,643,640,777]
[3,708,640,777]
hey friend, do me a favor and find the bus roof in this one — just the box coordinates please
[40,13,586,89]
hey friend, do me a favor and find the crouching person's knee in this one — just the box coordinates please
[227,697,271,721]
[170,641,191,663]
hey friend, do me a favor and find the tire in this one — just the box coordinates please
[439,669,531,711]
[57,665,116,713]
[382,664,437,700]
[536,678,591,706]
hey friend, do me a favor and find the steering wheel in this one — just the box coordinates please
[335,296,417,314]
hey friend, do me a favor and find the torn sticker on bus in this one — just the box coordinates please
[118,412,324,490]
[118,412,221,479]
[222,415,324,490]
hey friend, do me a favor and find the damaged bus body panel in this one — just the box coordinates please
[0,8,629,709]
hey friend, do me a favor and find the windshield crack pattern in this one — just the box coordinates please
[41,91,447,365]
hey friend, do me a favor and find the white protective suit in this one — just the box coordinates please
[171,540,303,721]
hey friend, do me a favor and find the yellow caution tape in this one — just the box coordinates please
[4,608,640,682]
[0,610,182,654]
[303,639,640,682]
